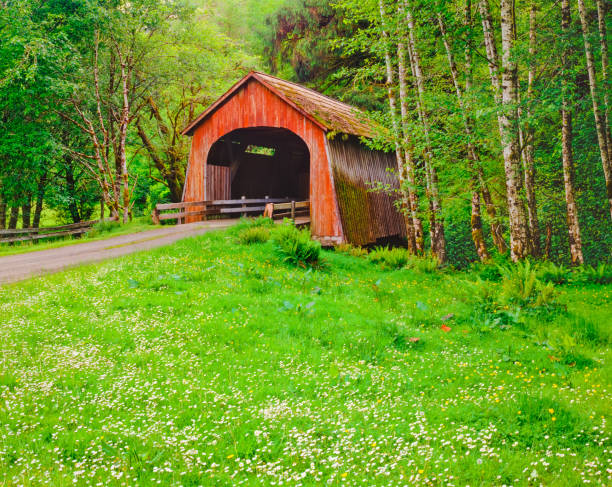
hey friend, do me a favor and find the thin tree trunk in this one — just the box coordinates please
[100,198,105,220]
[500,0,530,260]
[378,0,418,253]
[32,174,47,229]
[8,205,19,229]
[577,0,612,220]
[21,201,31,229]
[522,1,540,256]
[561,0,584,265]
[478,0,504,138]
[396,15,424,254]
[118,54,131,224]
[405,1,446,263]
[0,197,6,229]
[596,0,611,162]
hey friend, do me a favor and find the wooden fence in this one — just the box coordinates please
[0,217,118,244]
[152,198,310,224]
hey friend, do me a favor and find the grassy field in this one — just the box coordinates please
[0,217,157,257]
[0,224,610,486]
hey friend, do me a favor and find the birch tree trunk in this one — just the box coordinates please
[577,0,612,220]
[117,51,131,224]
[500,0,530,260]
[437,10,489,261]
[522,1,540,256]
[561,0,584,265]
[396,8,424,254]
[378,0,418,253]
[405,1,447,263]
[478,0,503,138]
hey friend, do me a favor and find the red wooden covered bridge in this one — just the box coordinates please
[178,71,406,246]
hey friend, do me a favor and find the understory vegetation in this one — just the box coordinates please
[0,224,609,485]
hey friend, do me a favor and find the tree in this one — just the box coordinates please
[577,0,612,221]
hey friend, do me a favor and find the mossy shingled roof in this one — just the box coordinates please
[182,72,374,138]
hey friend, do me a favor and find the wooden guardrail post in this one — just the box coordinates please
[152,208,160,225]
[291,200,296,220]
[241,195,246,218]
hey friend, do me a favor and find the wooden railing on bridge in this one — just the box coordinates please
[152,197,310,225]
[0,217,118,244]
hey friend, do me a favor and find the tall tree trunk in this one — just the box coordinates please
[0,197,6,229]
[8,205,19,229]
[577,0,612,220]
[21,200,31,229]
[478,0,504,138]
[378,0,418,253]
[396,12,424,254]
[32,173,47,229]
[522,1,540,256]
[561,0,584,265]
[500,0,530,261]
[438,8,489,261]
[596,0,611,161]
[118,54,131,224]
[405,1,446,263]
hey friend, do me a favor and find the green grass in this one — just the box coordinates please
[0,228,610,486]
[0,217,157,257]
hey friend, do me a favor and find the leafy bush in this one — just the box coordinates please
[368,246,409,270]
[271,223,321,267]
[498,261,557,308]
[238,226,270,244]
[536,261,571,285]
[335,243,368,258]
[407,254,440,273]
[573,263,612,285]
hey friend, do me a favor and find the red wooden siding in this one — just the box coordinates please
[183,78,343,241]
[206,165,231,200]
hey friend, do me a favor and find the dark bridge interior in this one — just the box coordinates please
[206,127,310,200]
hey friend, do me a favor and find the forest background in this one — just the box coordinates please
[0,0,610,267]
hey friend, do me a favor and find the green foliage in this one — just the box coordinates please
[406,254,440,273]
[271,222,321,267]
[498,261,557,308]
[238,226,271,245]
[573,263,612,285]
[368,246,409,269]
[536,261,572,285]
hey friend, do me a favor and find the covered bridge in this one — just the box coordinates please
[181,71,406,246]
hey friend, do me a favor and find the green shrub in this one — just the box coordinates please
[335,243,368,258]
[237,226,270,244]
[271,223,321,267]
[536,261,571,285]
[573,263,612,285]
[498,261,557,308]
[368,246,409,270]
[407,254,440,273]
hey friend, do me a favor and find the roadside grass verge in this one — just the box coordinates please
[0,228,609,485]
[0,216,158,257]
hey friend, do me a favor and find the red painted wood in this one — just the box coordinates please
[183,78,343,240]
